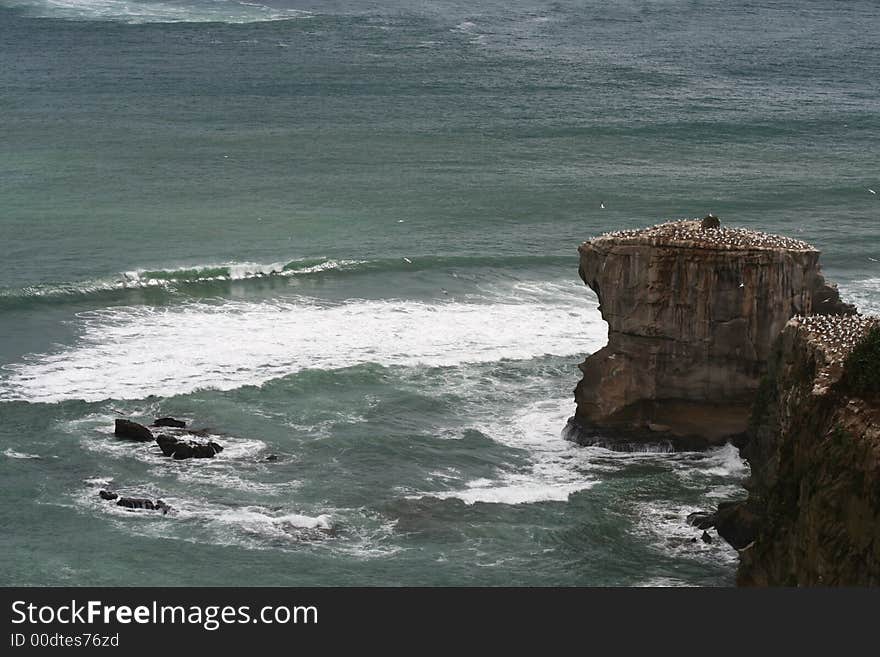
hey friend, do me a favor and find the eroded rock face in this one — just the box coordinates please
[568,219,854,449]
[730,316,880,586]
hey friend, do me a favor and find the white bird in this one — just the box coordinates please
[600,202,605,209]
[397,219,405,223]
[869,188,876,195]
[739,282,745,288]
[403,257,412,264]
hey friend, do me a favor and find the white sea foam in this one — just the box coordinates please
[671,442,750,483]
[634,576,691,588]
[6,0,311,24]
[3,448,42,459]
[633,501,740,566]
[839,277,880,315]
[84,476,114,486]
[428,479,594,505]
[183,506,334,533]
[413,397,601,505]
[0,282,605,403]
[83,484,405,557]
[170,466,299,496]
[451,20,488,45]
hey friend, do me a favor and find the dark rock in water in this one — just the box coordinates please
[186,428,212,437]
[152,417,186,428]
[713,502,758,551]
[686,511,715,530]
[701,531,713,544]
[154,499,173,514]
[155,434,177,457]
[265,454,278,462]
[115,497,172,514]
[155,434,223,460]
[116,497,156,510]
[114,419,153,442]
[700,213,720,229]
[685,501,757,551]
[99,490,118,501]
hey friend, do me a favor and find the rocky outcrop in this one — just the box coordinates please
[156,433,223,460]
[567,218,854,449]
[688,502,760,550]
[98,490,173,514]
[114,419,154,442]
[111,418,224,459]
[720,315,880,586]
[152,417,187,428]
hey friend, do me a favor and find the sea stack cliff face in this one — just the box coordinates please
[732,316,880,585]
[569,218,853,449]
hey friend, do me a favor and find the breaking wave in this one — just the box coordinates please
[0,255,571,307]
[4,0,311,24]
[0,280,605,403]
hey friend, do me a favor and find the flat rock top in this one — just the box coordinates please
[587,219,817,253]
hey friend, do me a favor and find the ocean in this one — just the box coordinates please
[0,0,877,586]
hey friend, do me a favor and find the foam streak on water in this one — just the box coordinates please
[416,398,600,505]
[4,0,311,24]
[0,282,605,403]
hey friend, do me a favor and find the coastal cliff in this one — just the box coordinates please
[725,315,880,585]
[567,218,854,449]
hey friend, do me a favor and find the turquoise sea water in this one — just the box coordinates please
[0,0,878,586]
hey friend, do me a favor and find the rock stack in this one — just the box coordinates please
[567,217,854,449]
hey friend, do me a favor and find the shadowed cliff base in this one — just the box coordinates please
[564,400,751,452]
[567,216,855,451]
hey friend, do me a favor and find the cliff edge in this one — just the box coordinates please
[567,217,854,449]
[723,315,880,585]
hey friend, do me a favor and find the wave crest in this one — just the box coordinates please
[4,0,311,24]
[0,284,605,403]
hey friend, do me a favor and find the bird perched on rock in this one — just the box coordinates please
[701,214,721,230]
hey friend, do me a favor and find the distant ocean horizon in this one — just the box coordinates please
[1,0,877,586]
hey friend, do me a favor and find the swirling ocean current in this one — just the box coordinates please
[0,0,878,586]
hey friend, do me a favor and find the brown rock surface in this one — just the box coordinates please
[568,218,854,449]
[730,315,880,585]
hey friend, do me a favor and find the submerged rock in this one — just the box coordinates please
[155,433,223,460]
[569,218,854,450]
[114,419,154,442]
[98,490,118,501]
